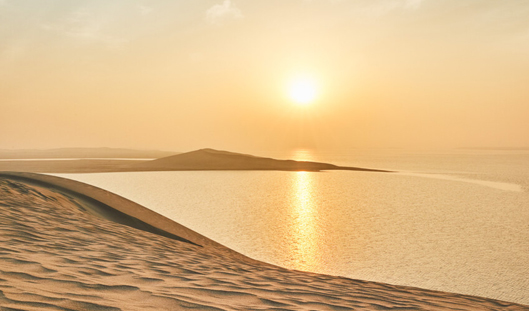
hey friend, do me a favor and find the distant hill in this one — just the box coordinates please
[0,148,176,159]
[0,148,390,173]
[133,148,390,172]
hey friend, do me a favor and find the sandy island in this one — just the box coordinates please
[0,148,391,174]
[1,171,527,310]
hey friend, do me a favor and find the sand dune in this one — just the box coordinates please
[0,172,527,310]
[133,148,390,172]
[0,148,390,173]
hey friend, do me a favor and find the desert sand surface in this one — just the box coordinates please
[1,172,527,310]
[0,148,390,174]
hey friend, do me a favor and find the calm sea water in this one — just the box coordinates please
[56,149,529,304]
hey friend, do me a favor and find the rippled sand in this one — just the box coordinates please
[0,172,527,310]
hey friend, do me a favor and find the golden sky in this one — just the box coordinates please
[1,0,528,152]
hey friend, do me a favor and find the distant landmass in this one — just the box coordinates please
[133,148,390,172]
[0,148,390,173]
[0,147,176,159]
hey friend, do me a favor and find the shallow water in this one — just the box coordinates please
[56,149,529,305]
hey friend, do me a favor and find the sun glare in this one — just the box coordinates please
[289,76,318,106]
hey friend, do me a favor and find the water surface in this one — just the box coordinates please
[57,149,529,304]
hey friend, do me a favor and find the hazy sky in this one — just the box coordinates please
[1,0,528,152]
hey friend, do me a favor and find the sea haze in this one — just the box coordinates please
[56,149,529,305]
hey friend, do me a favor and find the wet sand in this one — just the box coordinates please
[0,172,527,310]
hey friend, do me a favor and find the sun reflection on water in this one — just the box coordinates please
[287,171,322,272]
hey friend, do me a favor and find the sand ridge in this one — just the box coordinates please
[0,171,248,259]
[0,173,527,310]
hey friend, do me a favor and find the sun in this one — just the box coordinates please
[289,76,318,106]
